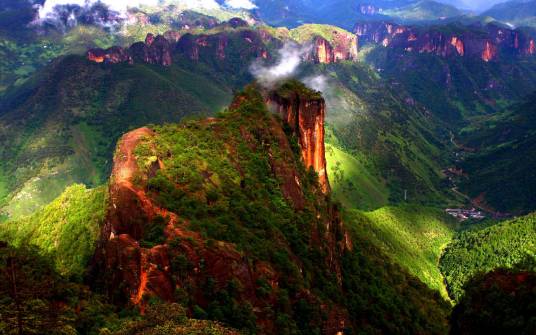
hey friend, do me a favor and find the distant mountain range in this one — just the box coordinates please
[483,0,536,28]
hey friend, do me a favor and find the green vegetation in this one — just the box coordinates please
[459,93,536,213]
[346,206,455,298]
[1,184,107,277]
[0,56,232,219]
[289,24,355,44]
[363,44,536,125]
[326,142,389,210]
[440,213,536,300]
[313,61,450,206]
[343,218,451,334]
[141,85,329,266]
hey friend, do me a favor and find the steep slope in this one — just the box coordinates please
[90,85,449,334]
[457,92,536,213]
[315,62,451,206]
[0,55,232,219]
[347,206,455,298]
[0,21,452,220]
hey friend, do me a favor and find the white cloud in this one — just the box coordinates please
[250,42,311,87]
[225,0,256,10]
[35,0,222,20]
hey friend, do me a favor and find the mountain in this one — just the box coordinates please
[380,0,463,21]
[90,83,450,334]
[0,1,254,96]
[252,0,464,29]
[483,0,536,28]
[450,268,536,335]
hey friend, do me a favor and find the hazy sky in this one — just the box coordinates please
[441,0,510,11]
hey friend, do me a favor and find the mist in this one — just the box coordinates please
[250,42,312,87]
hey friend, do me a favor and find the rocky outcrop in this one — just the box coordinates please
[267,86,330,193]
[354,21,536,61]
[87,33,172,66]
[305,32,358,64]
[87,46,132,64]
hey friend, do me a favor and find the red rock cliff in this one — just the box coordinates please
[267,88,330,193]
[354,21,536,61]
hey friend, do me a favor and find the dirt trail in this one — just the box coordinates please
[113,127,154,185]
[112,127,192,306]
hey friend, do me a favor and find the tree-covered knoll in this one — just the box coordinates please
[440,213,536,300]
[1,184,107,277]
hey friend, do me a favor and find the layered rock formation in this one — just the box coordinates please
[354,21,536,61]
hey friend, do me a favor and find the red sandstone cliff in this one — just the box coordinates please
[354,21,536,61]
[87,19,359,67]
[267,87,330,193]
[306,33,358,64]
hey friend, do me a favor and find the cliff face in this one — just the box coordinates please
[91,86,350,334]
[354,22,536,61]
[175,30,271,62]
[267,86,330,193]
[87,20,360,67]
[309,35,358,64]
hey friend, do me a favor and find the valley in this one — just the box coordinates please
[0,1,535,334]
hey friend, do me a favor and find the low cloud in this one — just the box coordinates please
[225,0,256,10]
[32,0,256,31]
[250,42,312,87]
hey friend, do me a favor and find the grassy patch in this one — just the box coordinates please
[326,143,388,210]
